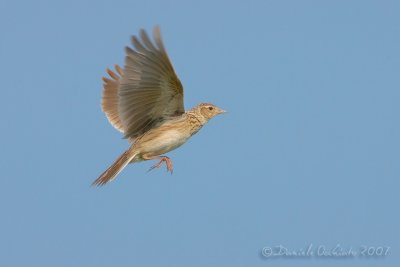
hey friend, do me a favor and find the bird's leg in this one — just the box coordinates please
[147,156,173,173]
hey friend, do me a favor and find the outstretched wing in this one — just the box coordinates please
[119,26,184,139]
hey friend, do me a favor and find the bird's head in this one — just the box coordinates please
[195,103,226,121]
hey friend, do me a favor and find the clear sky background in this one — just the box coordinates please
[0,0,399,266]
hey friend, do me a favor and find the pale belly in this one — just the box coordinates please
[137,129,191,158]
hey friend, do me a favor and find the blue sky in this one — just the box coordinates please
[1,0,399,266]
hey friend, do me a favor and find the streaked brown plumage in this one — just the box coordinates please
[93,26,225,186]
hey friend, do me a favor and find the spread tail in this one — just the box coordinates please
[92,147,137,186]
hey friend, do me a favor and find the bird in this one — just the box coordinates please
[93,26,225,186]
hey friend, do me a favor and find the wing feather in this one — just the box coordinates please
[100,26,184,140]
[101,66,125,133]
[119,26,184,139]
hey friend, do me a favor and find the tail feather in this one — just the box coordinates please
[93,148,137,186]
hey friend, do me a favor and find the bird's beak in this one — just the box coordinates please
[218,109,227,114]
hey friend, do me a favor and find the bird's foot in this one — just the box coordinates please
[148,156,173,174]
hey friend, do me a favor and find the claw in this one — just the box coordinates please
[147,156,173,173]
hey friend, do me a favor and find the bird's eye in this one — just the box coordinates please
[208,107,214,111]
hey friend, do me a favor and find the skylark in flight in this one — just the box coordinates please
[93,26,225,186]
